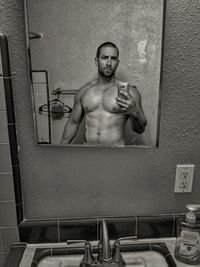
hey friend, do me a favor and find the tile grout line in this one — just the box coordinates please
[172,214,175,237]
[135,216,138,237]
[0,226,18,229]
[97,217,99,241]
[0,200,16,203]
[58,219,60,243]
[0,142,10,145]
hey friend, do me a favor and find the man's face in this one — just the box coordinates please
[95,46,119,77]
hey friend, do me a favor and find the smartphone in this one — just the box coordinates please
[118,82,129,99]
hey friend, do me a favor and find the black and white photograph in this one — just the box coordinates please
[1,0,200,266]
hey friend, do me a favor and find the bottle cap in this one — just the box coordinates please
[186,204,200,223]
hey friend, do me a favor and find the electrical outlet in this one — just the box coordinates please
[174,164,195,193]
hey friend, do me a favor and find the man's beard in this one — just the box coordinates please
[101,68,115,77]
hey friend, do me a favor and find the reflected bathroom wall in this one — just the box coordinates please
[26,0,165,146]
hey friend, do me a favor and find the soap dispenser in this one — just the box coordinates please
[175,204,200,265]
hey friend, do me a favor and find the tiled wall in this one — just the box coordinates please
[18,215,177,244]
[0,77,19,266]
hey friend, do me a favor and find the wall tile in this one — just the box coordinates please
[3,79,15,124]
[32,71,47,84]
[0,202,17,227]
[0,252,8,267]
[0,112,8,143]
[19,220,58,243]
[59,218,98,242]
[0,144,12,172]
[0,52,2,75]
[174,214,185,237]
[0,230,3,252]
[6,125,18,166]
[137,215,174,239]
[2,245,26,267]
[98,217,137,240]
[0,173,15,201]
[1,227,19,252]
[0,78,6,111]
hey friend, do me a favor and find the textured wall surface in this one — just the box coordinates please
[0,0,200,222]
[0,71,18,266]
[0,1,21,264]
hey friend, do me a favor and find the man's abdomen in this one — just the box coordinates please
[84,114,126,145]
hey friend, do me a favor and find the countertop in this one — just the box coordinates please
[18,238,200,267]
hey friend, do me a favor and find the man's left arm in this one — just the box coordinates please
[116,85,147,134]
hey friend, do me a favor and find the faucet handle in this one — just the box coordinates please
[67,240,94,265]
[112,240,122,263]
[67,239,88,245]
[112,236,138,264]
[117,236,138,242]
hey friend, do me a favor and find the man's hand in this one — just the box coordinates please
[116,90,138,116]
[116,85,147,134]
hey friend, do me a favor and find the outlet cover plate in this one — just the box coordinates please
[174,164,195,193]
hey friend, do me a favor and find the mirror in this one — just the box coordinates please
[25,0,165,147]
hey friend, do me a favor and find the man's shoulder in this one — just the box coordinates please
[127,83,141,100]
[128,84,138,92]
[77,79,98,95]
[80,79,98,90]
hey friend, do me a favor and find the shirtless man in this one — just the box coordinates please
[61,42,147,146]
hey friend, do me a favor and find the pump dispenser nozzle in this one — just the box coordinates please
[186,204,200,223]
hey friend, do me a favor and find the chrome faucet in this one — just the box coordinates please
[68,219,137,266]
[98,220,112,264]
[98,220,137,265]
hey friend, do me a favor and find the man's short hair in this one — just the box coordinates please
[96,42,119,58]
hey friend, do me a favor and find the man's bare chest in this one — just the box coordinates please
[81,86,121,113]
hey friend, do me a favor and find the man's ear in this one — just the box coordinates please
[95,57,98,67]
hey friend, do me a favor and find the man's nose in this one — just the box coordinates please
[107,57,112,65]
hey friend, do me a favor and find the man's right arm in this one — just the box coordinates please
[61,91,84,144]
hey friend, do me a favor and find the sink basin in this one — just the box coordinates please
[38,252,169,267]
[122,251,171,267]
[38,254,82,267]
[32,243,177,267]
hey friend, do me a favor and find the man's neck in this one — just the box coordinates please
[97,75,116,85]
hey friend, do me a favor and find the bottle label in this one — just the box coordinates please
[179,230,199,257]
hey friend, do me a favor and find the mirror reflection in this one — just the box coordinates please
[26,0,165,147]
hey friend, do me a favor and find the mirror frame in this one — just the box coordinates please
[24,0,166,148]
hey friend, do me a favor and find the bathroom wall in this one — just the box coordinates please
[0,45,19,266]
[0,0,200,231]
[0,1,24,265]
